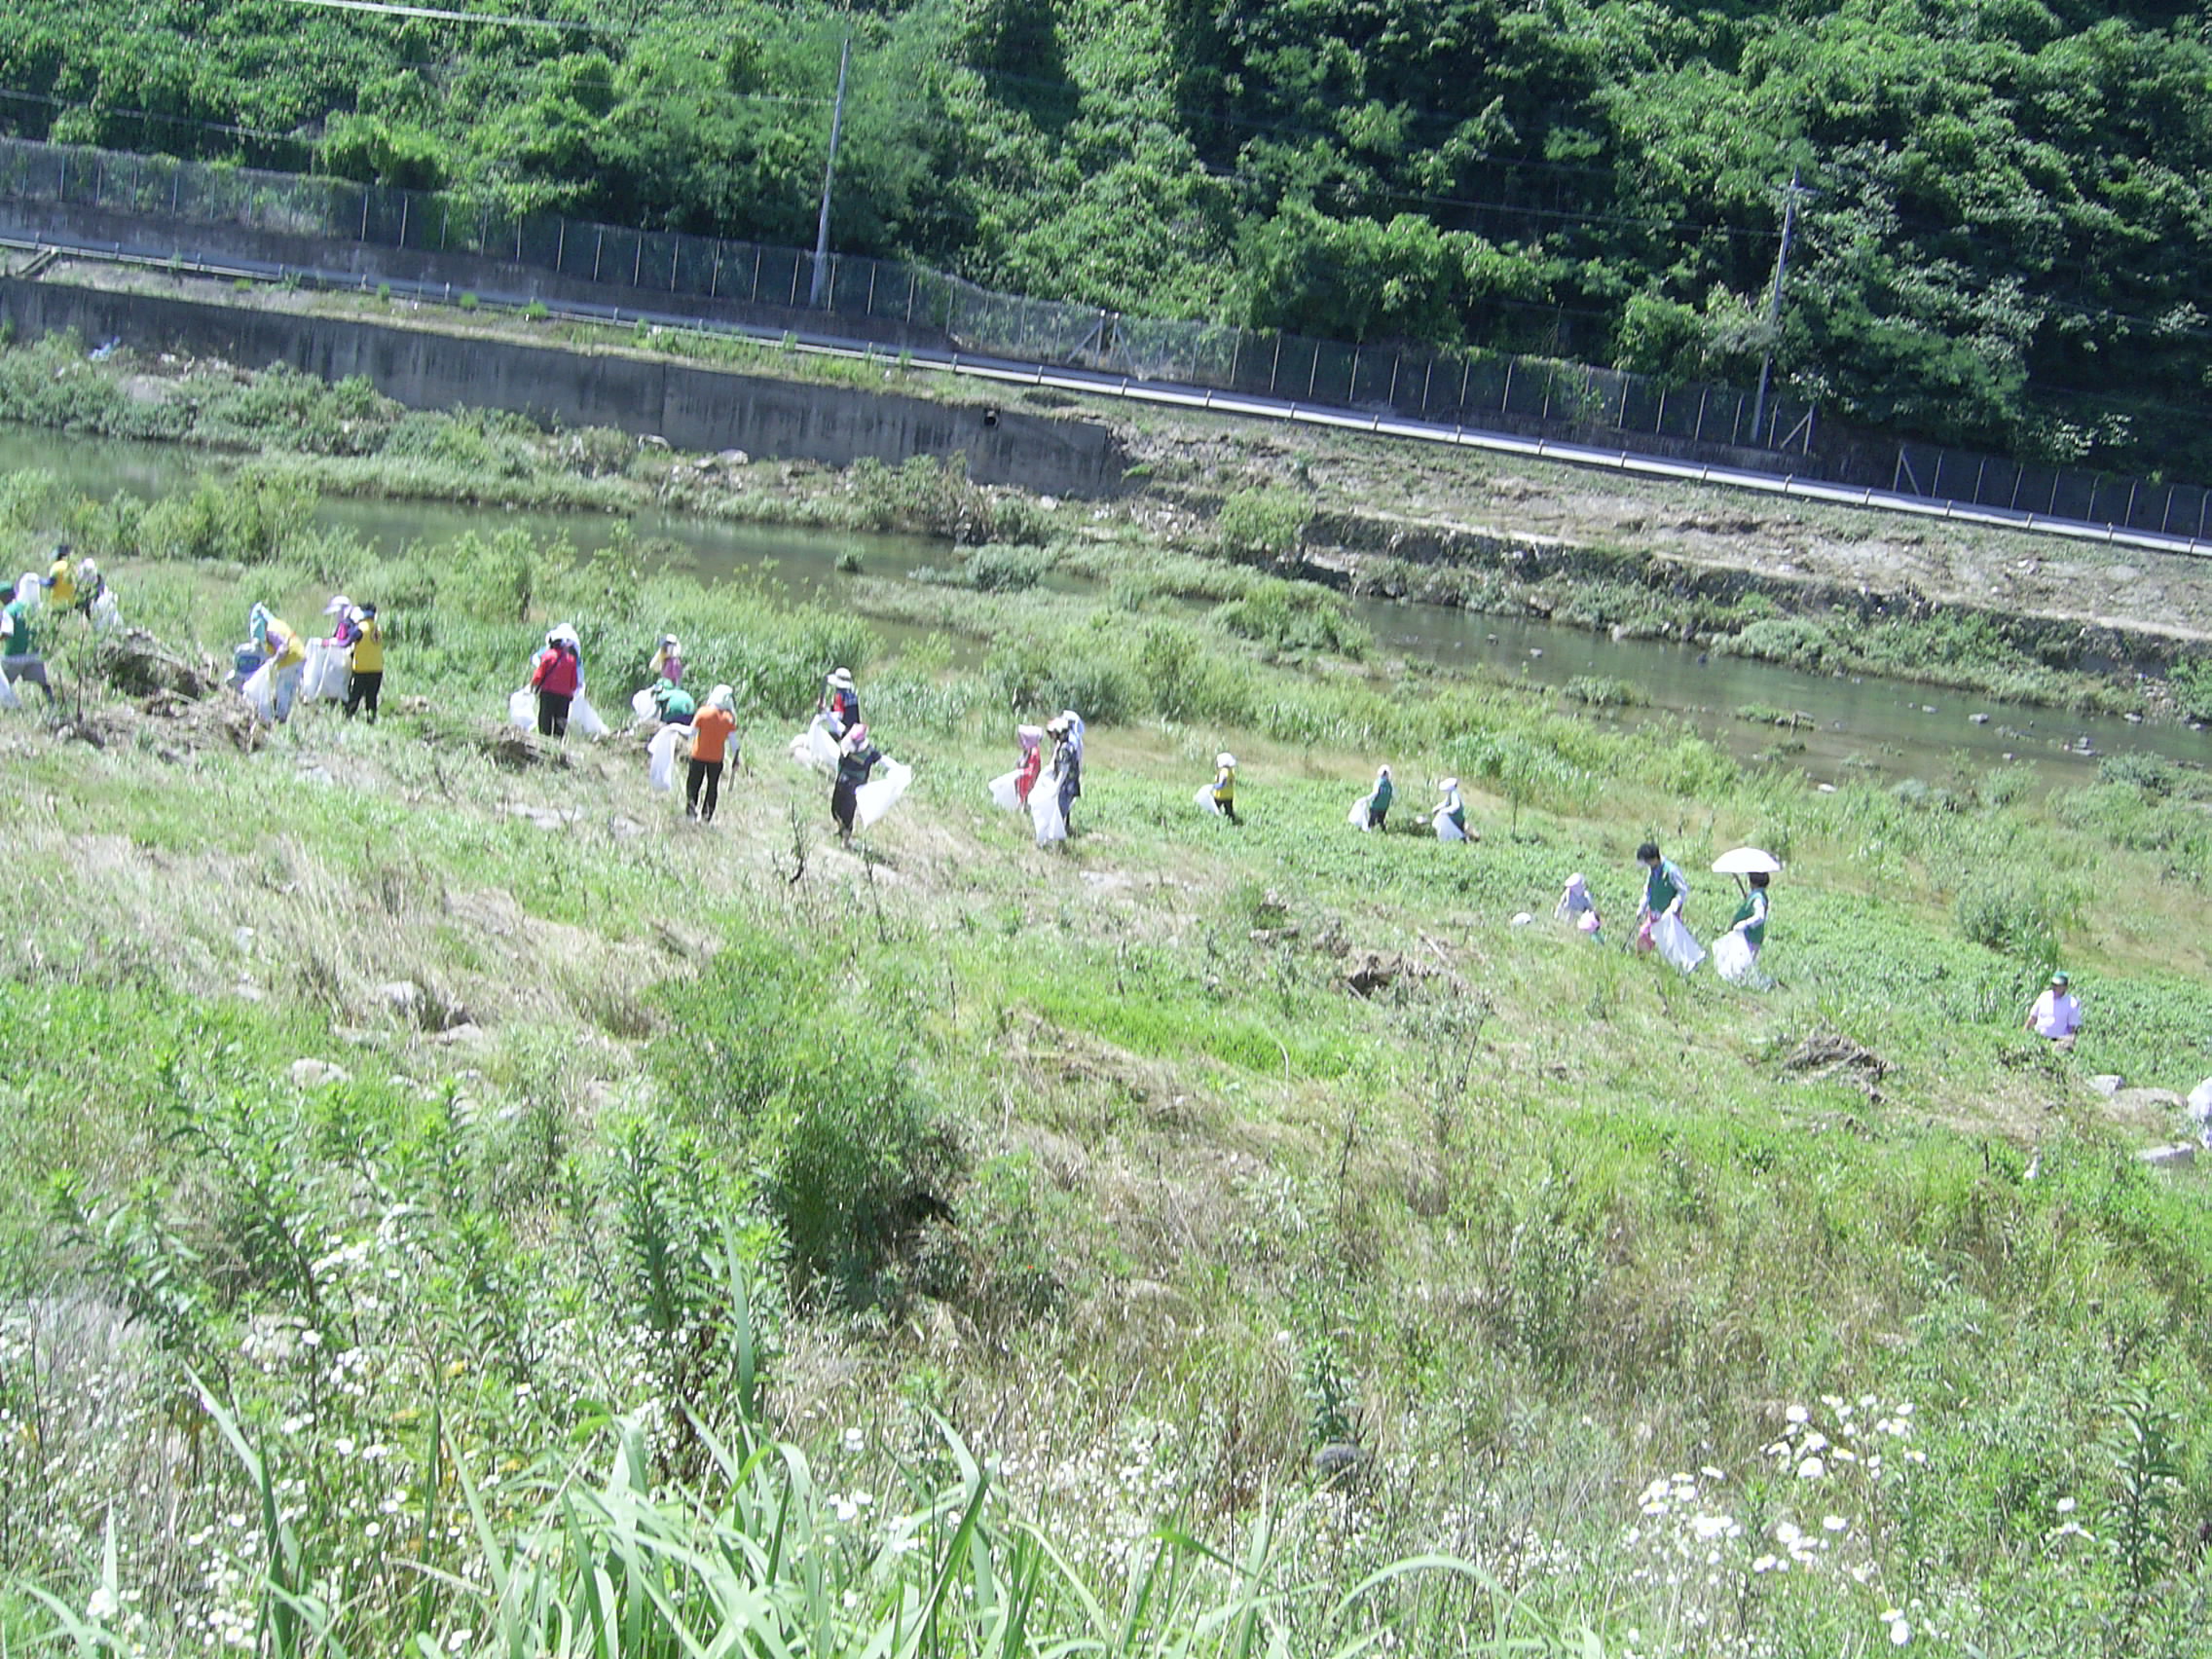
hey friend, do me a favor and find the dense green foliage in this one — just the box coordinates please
[5,0,2212,475]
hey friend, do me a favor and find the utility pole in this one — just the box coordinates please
[808,34,851,311]
[1751,166,1807,447]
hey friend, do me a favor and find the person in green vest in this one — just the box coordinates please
[649,679,697,723]
[0,581,52,702]
[1359,764,1392,830]
[1635,840,1689,948]
[1725,870,1769,961]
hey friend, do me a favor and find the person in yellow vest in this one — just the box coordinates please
[43,545,77,609]
[342,605,384,721]
[248,603,309,721]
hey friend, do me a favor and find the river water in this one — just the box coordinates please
[5,424,2202,787]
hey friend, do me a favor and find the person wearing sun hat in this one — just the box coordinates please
[685,684,739,823]
[1431,777,1470,842]
[1208,753,1240,823]
[819,667,860,737]
[2022,970,2081,1051]
[530,624,583,737]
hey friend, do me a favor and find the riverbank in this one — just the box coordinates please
[9,258,2212,721]
[6,447,2212,1653]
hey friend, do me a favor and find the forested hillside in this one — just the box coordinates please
[4,0,2211,476]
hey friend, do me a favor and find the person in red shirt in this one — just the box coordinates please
[818,667,860,736]
[1014,724,1044,804]
[530,625,582,736]
[686,685,738,822]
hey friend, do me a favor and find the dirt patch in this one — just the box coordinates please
[1781,1029,1891,1101]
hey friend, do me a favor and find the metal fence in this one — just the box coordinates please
[1893,442,2212,544]
[0,133,1814,453]
[3,132,2205,541]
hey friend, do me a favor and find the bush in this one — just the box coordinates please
[651,942,959,1308]
[2169,657,2212,723]
[1215,487,1308,562]
[2098,753,2178,796]
[1721,616,1835,668]
[1564,674,1645,707]
[1955,870,2077,960]
[442,527,535,623]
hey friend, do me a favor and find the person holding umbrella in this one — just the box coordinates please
[1711,847,1782,985]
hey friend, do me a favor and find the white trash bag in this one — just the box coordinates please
[570,693,609,739]
[507,687,535,730]
[631,687,658,723]
[857,760,913,830]
[1346,796,1372,828]
[1713,929,1758,986]
[1434,813,1467,843]
[240,659,279,723]
[301,639,350,702]
[1195,784,1222,815]
[1652,911,1706,975]
[1031,784,1067,845]
[90,590,122,634]
[986,770,1024,813]
[790,716,841,774]
[647,724,686,793]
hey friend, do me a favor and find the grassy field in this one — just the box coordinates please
[4,426,2212,1658]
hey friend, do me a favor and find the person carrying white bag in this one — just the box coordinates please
[1634,840,1702,972]
[1714,871,1771,985]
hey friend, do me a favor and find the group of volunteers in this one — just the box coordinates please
[7,552,2113,1038]
[1,545,120,705]
[511,624,741,824]
[226,593,386,723]
[613,635,740,822]
[984,713,1086,845]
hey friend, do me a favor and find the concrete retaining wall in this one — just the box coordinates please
[0,277,1128,498]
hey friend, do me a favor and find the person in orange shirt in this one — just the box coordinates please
[686,684,739,823]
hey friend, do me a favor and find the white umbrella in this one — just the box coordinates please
[1712,847,1783,875]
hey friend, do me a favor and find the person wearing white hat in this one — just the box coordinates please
[1556,872,1602,940]
[530,625,583,736]
[1431,778,1469,842]
[71,557,105,613]
[686,684,739,822]
[1208,753,1240,823]
[1361,764,1393,830]
[819,667,860,737]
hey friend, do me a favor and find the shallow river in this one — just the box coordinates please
[5,424,2202,787]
